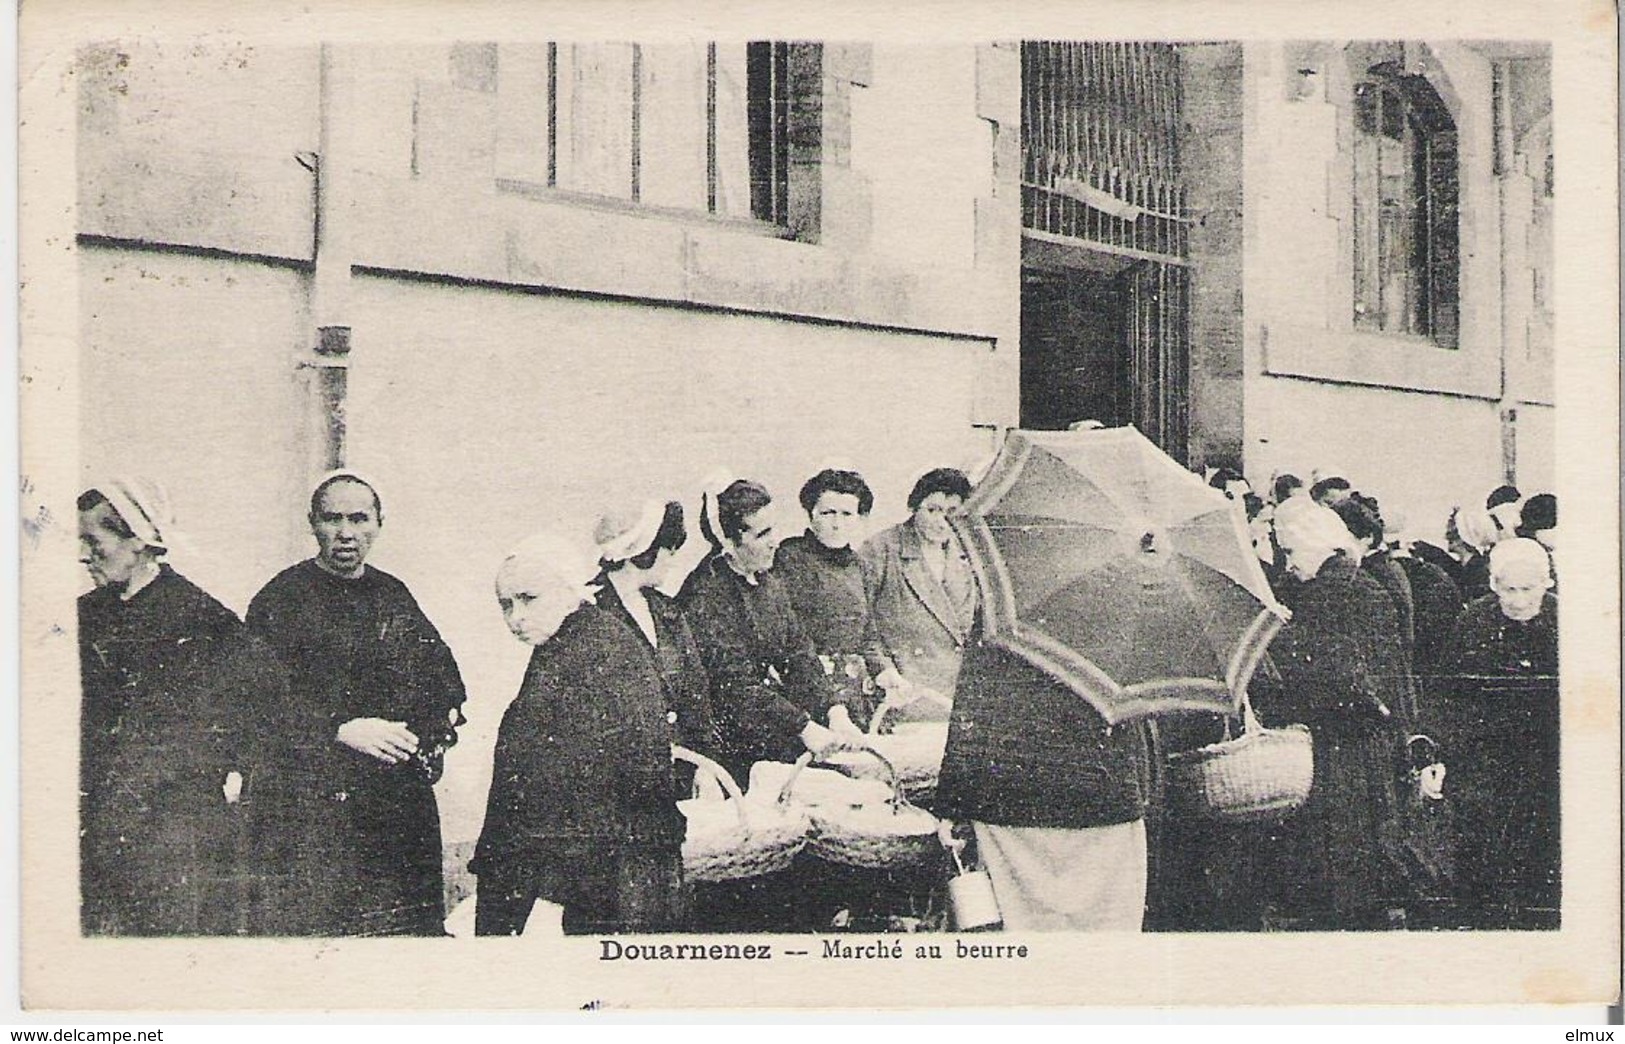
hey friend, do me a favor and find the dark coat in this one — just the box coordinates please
[78,565,292,936]
[1458,552,1493,605]
[773,532,887,728]
[1410,540,1464,593]
[677,552,834,780]
[1253,553,1411,924]
[1363,552,1415,661]
[471,603,690,934]
[935,626,1150,830]
[1397,553,1463,725]
[1441,593,1560,920]
[859,521,978,720]
[247,559,467,936]
[1362,550,1419,722]
[596,580,722,761]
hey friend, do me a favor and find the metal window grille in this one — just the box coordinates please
[1020,42,1188,263]
[1021,41,1193,462]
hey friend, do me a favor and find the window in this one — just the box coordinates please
[1349,55,1459,346]
[746,42,791,226]
[467,42,811,231]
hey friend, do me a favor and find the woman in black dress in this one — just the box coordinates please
[78,478,291,936]
[1257,500,1413,929]
[472,523,698,936]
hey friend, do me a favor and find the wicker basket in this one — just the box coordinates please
[674,745,811,882]
[1166,693,1314,822]
[783,748,942,869]
[747,759,893,808]
[820,697,950,795]
[865,700,949,793]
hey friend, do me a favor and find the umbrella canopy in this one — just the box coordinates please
[951,426,1288,724]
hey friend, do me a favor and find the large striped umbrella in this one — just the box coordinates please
[950,426,1288,724]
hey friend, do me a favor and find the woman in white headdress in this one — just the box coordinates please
[77,477,292,936]
[1254,501,1412,929]
[471,529,696,935]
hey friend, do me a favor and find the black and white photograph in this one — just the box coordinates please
[15,0,1620,1015]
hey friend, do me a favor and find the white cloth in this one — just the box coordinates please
[91,476,175,550]
[595,499,665,562]
[972,819,1147,932]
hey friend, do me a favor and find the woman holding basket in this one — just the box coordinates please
[677,478,847,778]
[1257,499,1413,930]
[678,477,862,931]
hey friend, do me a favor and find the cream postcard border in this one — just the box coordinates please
[17,0,1621,1012]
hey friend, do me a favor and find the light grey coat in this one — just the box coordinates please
[859,519,979,721]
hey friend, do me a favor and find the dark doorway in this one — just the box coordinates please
[1020,264,1129,432]
[1020,237,1192,460]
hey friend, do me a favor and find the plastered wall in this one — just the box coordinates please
[346,274,989,838]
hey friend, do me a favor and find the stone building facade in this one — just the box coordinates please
[72,38,1552,844]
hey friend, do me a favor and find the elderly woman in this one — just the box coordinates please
[1256,501,1413,929]
[1443,538,1560,928]
[471,528,694,936]
[773,468,912,733]
[77,478,291,936]
[859,468,980,722]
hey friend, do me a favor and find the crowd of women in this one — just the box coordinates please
[74,455,1560,938]
[1175,470,1561,931]
[473,467,981,935]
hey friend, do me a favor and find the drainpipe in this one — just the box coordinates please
[305,43,356,473]
[1492,59,1517,485]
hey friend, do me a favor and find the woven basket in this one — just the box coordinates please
[865,701,949,792]
[1166,693,1314,822]
[820,697,950,795]
[675,745,811,882]
[783,748,941,869]
[747,759,893,808]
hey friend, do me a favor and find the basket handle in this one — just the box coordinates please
[868,688,951,736]
[1235,688,1264,738]
[779,745,908,810]
[672,744,752,831]
[868,699,895,737]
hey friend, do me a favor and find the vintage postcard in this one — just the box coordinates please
[16,0,1620,1013]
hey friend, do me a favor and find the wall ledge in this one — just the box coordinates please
[348,172,1003,342]
[1261,320,1500,399]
